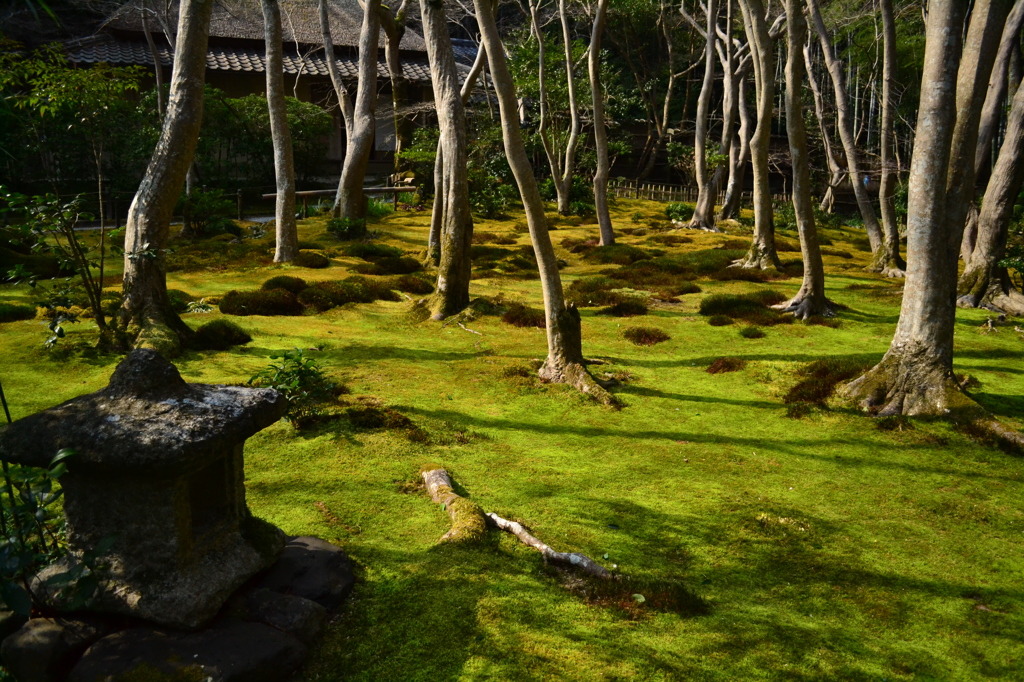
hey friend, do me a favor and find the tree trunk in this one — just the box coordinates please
[334,0,380,220]
[777,0,831,318]
[845,0,1006,416]
[689,0,720,231]
[118,0,213,355]
[734,0,780,269]
[142,11,165,119]
[380,2,413,174]
[262,0,298,263]
[878,0,906,278]
[589,0,614,245]
[974,0,1024,178]
[721,72,752,219]
[420,0,473,319]
[958,66,1024,315]
[473,0,616,406]
[806,0,886,270]
[803,40,845,214]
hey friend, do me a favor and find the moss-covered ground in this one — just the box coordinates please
[1,200,1023,681]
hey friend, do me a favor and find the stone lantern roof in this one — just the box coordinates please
[0,349,286,476]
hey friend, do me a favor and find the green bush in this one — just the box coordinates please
[249,349,339,426]
[622,326,669,346]
[501,302,546,328]
[293,251,330,269]
[167,289,196,314]
[327,217,367,240]
[0,302,35,323]
[220,288,304,316]
[262,275,308,294]
[193,319,252,350]
[666,203,694,222]
[366,198,395,221]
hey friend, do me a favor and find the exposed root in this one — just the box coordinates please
[880,264,906,279]
[421,467,616,579]
[961,417,1024,455]
[773,296,836,320]
[539,360,620,407]
[842,350,981,417]
[957,289,1024,316]
[731,241,781,270]
[125,307,193,358]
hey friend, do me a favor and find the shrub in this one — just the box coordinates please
[249,349,339,426]
[296,286,337,312]
[707,315,734,326]
[631,211,644,223]
[0,303,34,323]
[327,217,367,240]
[166,289,195,314]
[739,326,766,339]
[601,298,648,317]
[262,275,308,294]
[343,243,403,261]
[501,302,546,328]
[784,357,870,407]
[707,357,747,374]
[220,288,304,316]
[622,326,669,346]
[666,203,694,222]
[193,319,252,350]
[585,244,653,265]
[294,251,330,269]
[390,274,434,294]
[353,256,421,276]
[366,197,395,221]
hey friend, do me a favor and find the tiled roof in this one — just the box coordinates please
[65,37,437,83]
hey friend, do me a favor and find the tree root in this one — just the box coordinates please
[957,289,1024,316]
[420,467,616,579]
[731,241,781,270]
[539,359,620,407]
[773,296,836,320]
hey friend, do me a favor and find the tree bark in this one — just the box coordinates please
[734,0,781,269]
[803,40,845,214]
[379,1,413,174]
[473,0,616,405]
[806,0,886,270]
[721,71,752,219]
[877,0,906,278]
[421,0,474,319]
[118,0,213,355]
[689,0,720,231]
[262,0,298,263]
[776,0,831,318]
[334,0,381,220]
[845,0,1007,416]
[958,66,1024,315]
[974,0,1024,178]
[590,0,614,245]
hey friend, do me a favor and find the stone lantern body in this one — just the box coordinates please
[0,350,288,629]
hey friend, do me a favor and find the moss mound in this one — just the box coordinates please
[220,288,304,316]
[296,277,402,312]
[708,314,734,326]
[739,326,766,339]
[784,357,871,407]
[565,276,626,307]
[501,302,546,328]
[600,298,648,317]
[166,289,196,314]
[347,405,414,430]
[193,319,252,350]
[707,357,747,374]
[622,326,670,346]
[699,290,790,327]
[294,250,330,269]
[390,274,435,295]
[0,302,35,323]
[353,256,421,276]
[584,244,655,265]
[262,275,308,294]
[344,243,404,261]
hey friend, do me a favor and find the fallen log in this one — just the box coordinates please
[420,467,615,579]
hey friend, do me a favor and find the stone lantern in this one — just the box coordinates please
[0,349,288,629]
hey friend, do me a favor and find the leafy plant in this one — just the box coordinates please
[666,203,694,223]
[176,188,236,238]
[327,217,368,241]
[248,349,339,426]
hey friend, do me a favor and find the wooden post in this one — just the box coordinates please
[236,189,243,221]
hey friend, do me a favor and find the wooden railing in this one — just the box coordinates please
[608,179,788,207]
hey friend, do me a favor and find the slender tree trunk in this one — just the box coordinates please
[142,10,165,119]
[689,0,721,231]
[803,41,845,214]
[806,0,886,270]
[734,0,780,269]
[958,66,1024,315]
[118,0,213,355]
[262,0,298,263]
[777,0,830,318]
[420,0,473,319]
[845,0,1007,416]
[380,2,413,174]
[878,0,906,278]
[334,0,381,220]
[721,72,752,219]
[556,0,582,216]
[590,0,614,245]
[974,0,1024,178]
[473,0,615,405]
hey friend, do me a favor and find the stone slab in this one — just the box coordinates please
[1,616,109,682]
[256,536,355,610]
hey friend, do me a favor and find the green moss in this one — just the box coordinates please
[293,250,331,269]
[192,319,252,350]
[0,302,34,323]
[113,664,208,682]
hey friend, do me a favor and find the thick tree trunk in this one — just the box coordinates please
[334,0,380,220]
[721,73,752,219]
[118,0,213,355]
[806,0,886,269]
[974,0,1024,178]
[734,0,780,269]
[777,0,831,318]
[689,0,720,231]
[589,0,614,245]
[474,0,616,405]
[877,0,906,278]
[845,0,1006,416]
[958,69,1024,315]
[262,0,298,263]
[421,0,473,320]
